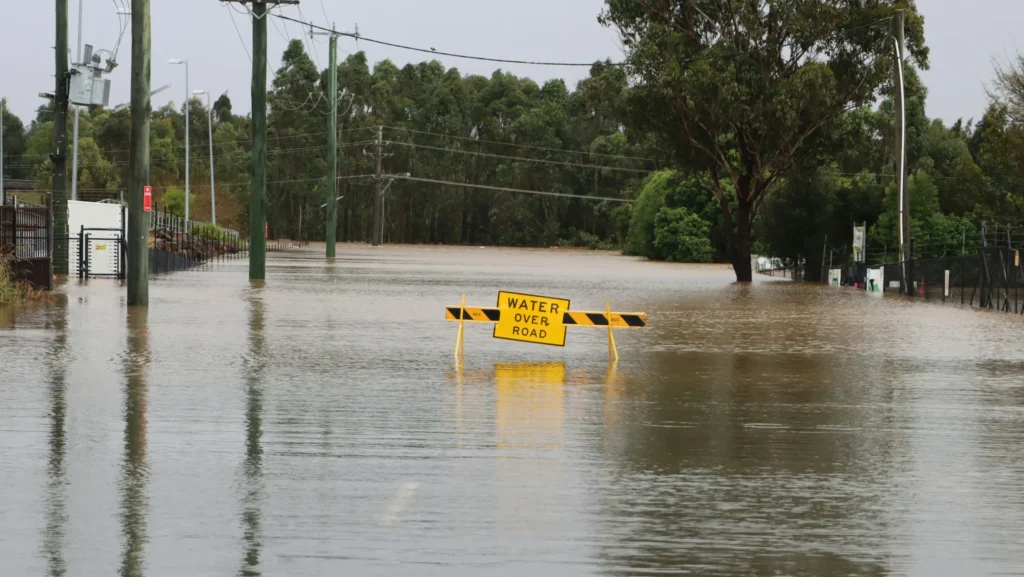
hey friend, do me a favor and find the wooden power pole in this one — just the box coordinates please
[53,0,70,276]
[127,0,151,306]
[224,1,299,279]
[250,1,269,280]
[892,9,912,295]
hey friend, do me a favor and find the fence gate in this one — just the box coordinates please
[77,205,126,279]
[81,233,124,278]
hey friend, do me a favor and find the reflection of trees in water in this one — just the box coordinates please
[240,286,266,577]
[42,299,68,577]
[120,308,150,577]
[596,351,901,576]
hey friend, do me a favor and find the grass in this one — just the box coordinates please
[0,255,52,305]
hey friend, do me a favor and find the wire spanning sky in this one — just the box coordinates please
[1,0,1020,127]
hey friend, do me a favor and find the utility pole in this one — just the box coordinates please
[372,126,383,247]
[127,0,151,306]
[892,9,911,296]
[53,0,71,276]
[325,27,338,258]
[71,0,82,201]
[225,1,299,279]
[251,1,269,279]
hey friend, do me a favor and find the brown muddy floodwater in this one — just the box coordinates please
[2,245,1024,576]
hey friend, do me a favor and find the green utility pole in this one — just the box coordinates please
[227,0,299,276]
[250,0,269,280]
[326,29,338,258]
[53,0,70,276]
[127,0,151,306]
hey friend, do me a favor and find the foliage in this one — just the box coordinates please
[7,12,1024,270]
[0,255,50,305]
[601,0,928,280]
[626,170,722,260]
[653,207,714,263]
[192,223,229,241]
[161,187,195,218]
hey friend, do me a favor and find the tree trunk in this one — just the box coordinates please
[732,196,753,282]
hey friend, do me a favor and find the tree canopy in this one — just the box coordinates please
[5,5,1024,280]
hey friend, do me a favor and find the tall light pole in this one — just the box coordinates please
[192,89,216,225]
[1,97,5,206]
[71,0,83,201]
[169,58,190,224]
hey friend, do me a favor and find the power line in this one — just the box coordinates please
[384,140,654,173]
[381,125,660,163]
[395,175,635,203]
[5,140,377,170]
[5,126,378,164]
[76,174,378,193]
[270,13,629,67]
[271,13,892,69]
[295,6,321,68]
[317,0,330,28]
[226,4,253,63]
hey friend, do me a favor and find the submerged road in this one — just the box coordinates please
[2,245,1024,576]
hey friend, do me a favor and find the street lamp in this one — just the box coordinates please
[169,58,190,224]
[193,89,216,225]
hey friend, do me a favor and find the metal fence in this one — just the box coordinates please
[1,202,51,260]
[0,195,53,290]
[815,222,1024,314]
[148,203,248,274]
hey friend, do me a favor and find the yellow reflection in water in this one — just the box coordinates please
[495,362,566,451]
[494,362,567,535]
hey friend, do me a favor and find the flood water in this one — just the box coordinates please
[3,245,1024,576]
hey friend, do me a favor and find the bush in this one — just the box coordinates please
[625,170,724,260]
[557,229,616,251]
[625,171,674,258]
[193,222,228,241]
[161,187,196,218]
[0,255,50,304]
[653,207,714,263]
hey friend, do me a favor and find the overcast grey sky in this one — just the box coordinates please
[2,0,1020,126]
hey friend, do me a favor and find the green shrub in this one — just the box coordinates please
[653,207,714,263]
[161,187,196,218]
[193,222,228,241]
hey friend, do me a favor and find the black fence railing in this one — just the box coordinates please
[815,222,1024,315]
[148,204,249,275]
[0,203,51,260]
[0,196,54,290]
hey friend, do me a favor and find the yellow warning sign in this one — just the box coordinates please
[493,291,570,347]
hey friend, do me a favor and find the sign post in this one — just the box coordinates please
[143,185,152,213]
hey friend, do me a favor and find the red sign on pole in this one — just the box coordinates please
[143,185,152,213]
[265,222,269,239]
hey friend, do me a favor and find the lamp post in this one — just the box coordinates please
[169,58,190,225]
[192,89,216,225]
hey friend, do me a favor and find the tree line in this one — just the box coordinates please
[3,1,1024,280]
